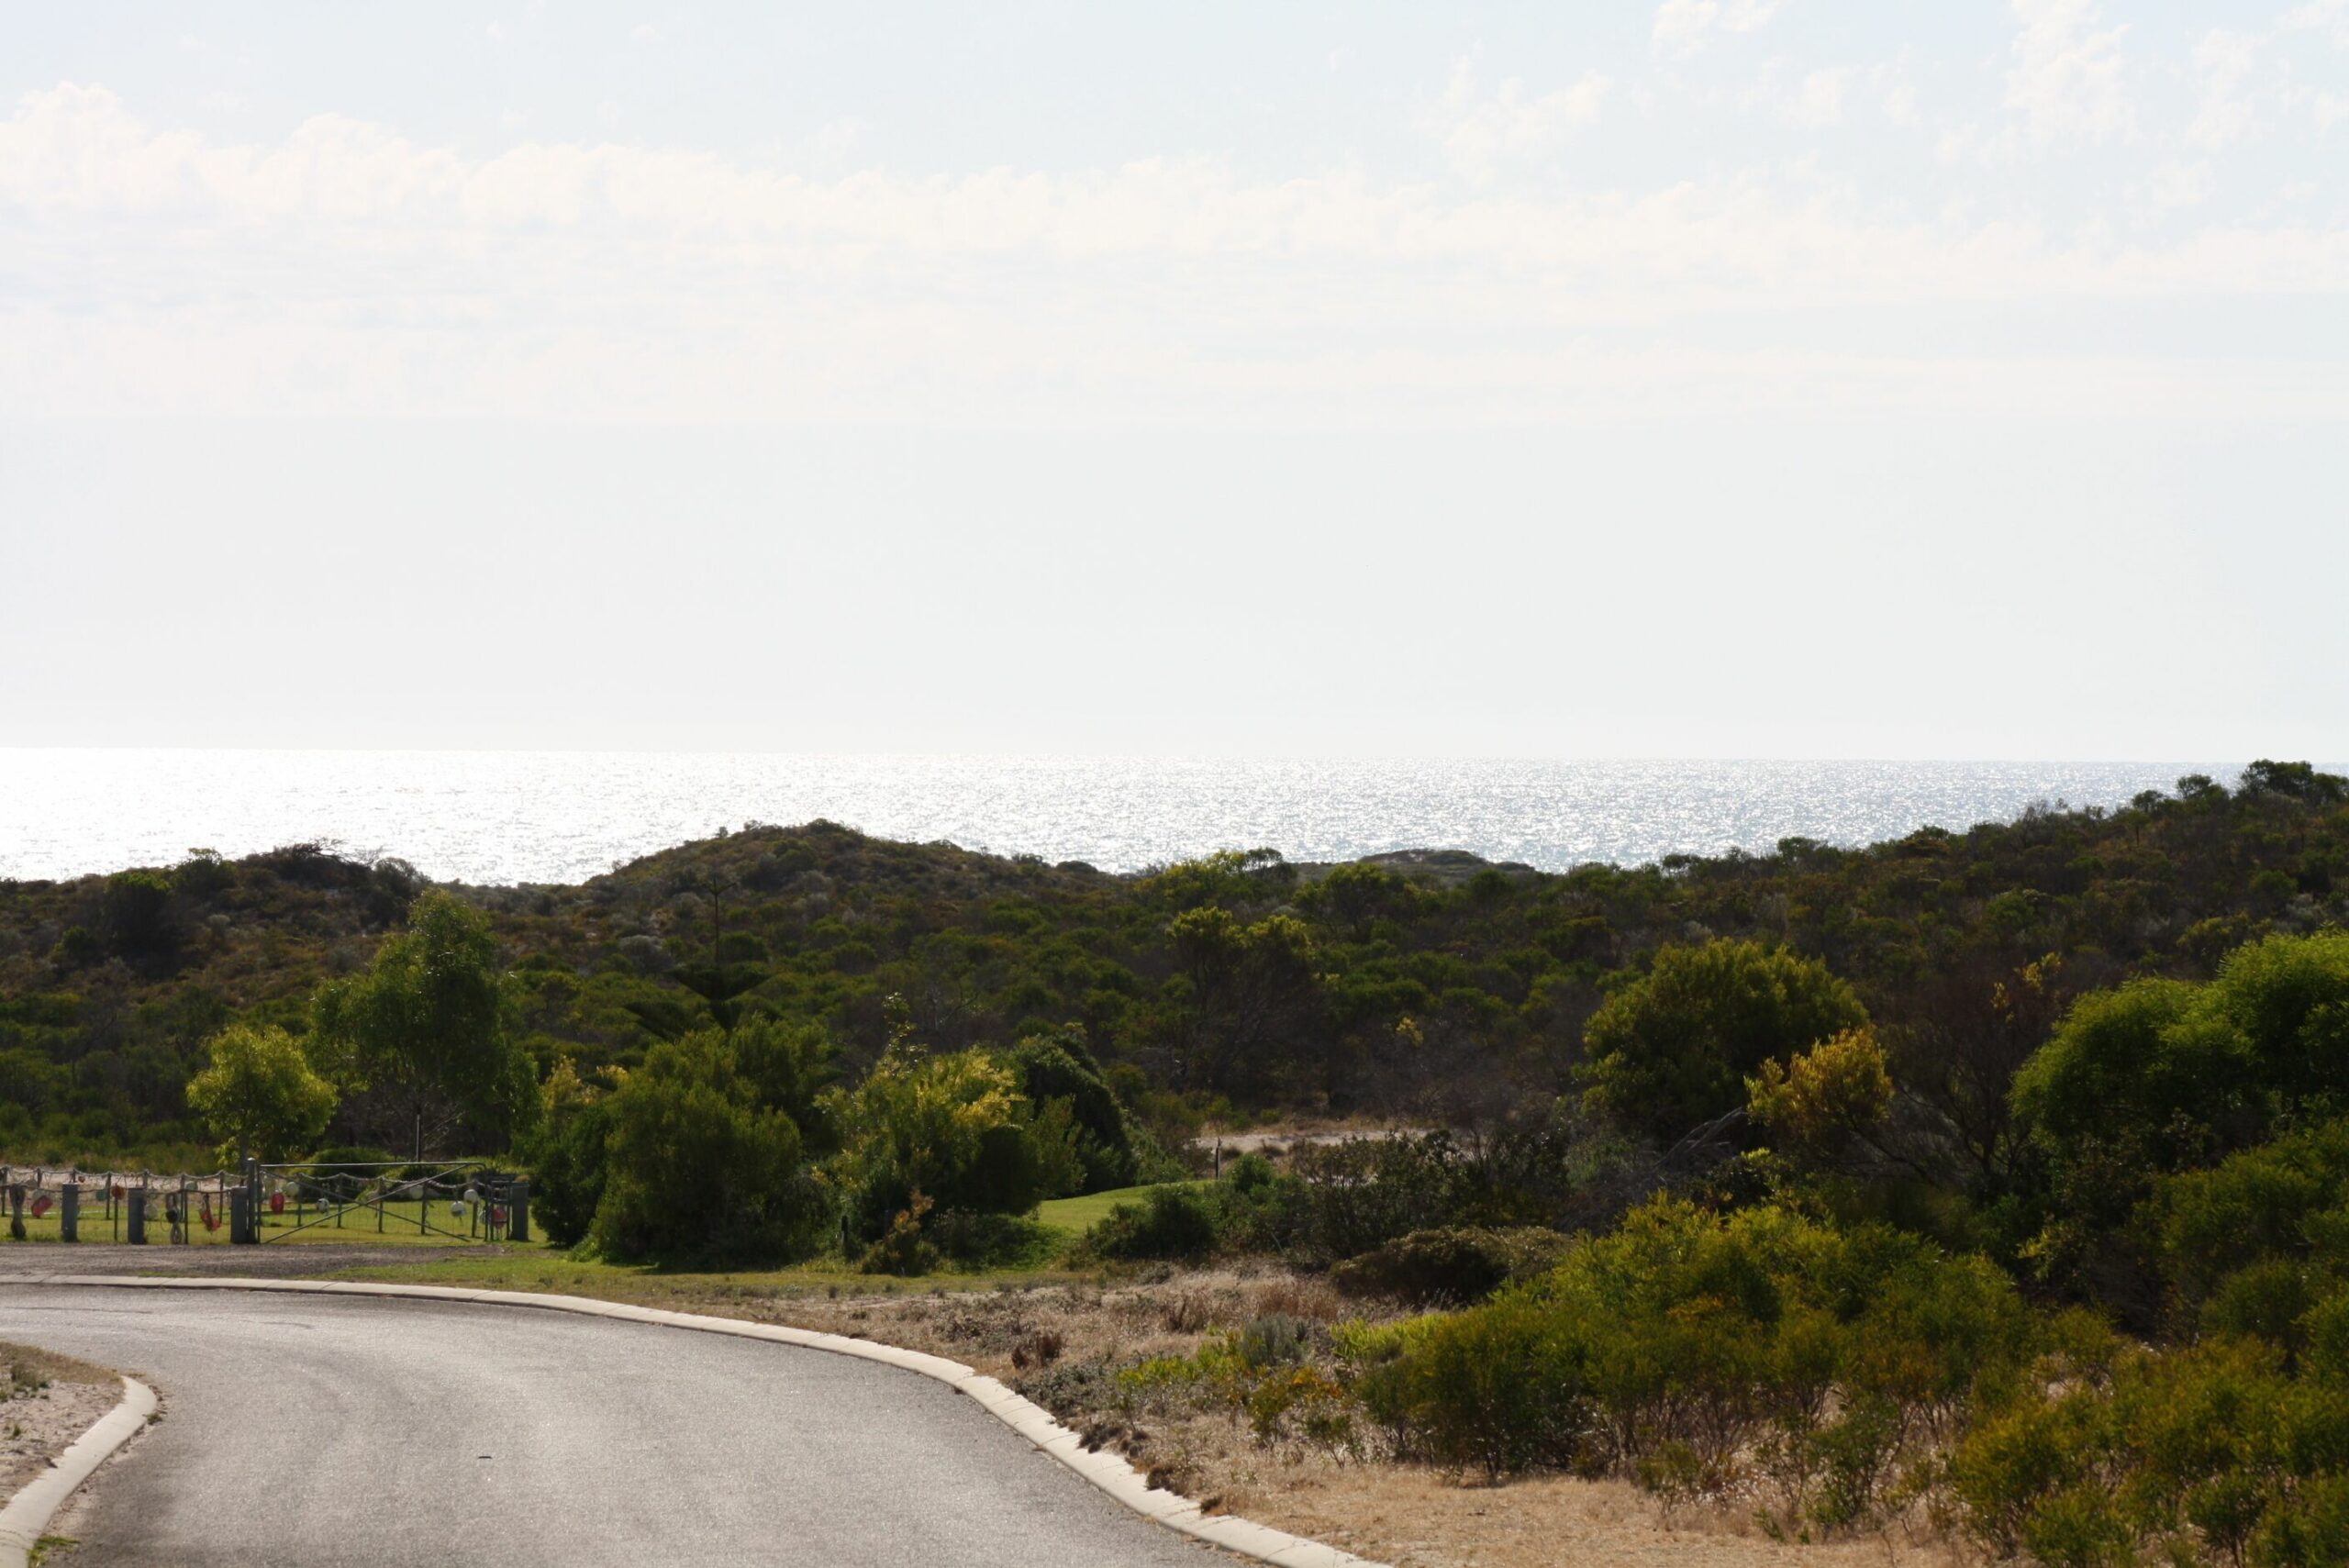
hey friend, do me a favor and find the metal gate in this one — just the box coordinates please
[0,1162,529,1246]
[243,1160,530,1245]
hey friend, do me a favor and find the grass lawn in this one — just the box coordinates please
[1034,1180,1207,1240]
[333,1183,1212,1302]
[3,1181,1209,1309]
[328,1251,1085,1302]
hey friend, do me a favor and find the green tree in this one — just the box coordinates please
[590,1032,823,1264]
[1583,940,1869,1142]
[2013,933,2349,1228]
[830,1045,1041,1240]
[1164,906,1320,1095]
[311,891,535,1159]
[1010,1025,1162,1191]
[184,1023,339,1164]
[1746,1025,1894,1162]
[727,1015,841,1157]
[101,868,179,961]
[521,1057,615,1248]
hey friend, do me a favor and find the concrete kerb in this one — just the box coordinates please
[18,1274,1388,1568]
[0,1373,157,1568]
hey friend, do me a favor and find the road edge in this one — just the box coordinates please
[20,1275,1383,1568]
[0,1372,157,1568]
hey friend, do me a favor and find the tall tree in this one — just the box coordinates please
[311,891,535,1159]
[184,1023,339,1164]
[1582,939,1868,1143]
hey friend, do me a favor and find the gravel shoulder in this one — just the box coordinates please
[0,1340,123,1510]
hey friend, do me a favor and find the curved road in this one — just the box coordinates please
[0,1284,1220,1567]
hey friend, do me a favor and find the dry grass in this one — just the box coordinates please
[1,1340,124,1510]
[4,1340,115,1394]
[629,1269,1969,1568]
[315,1249,1973,1568]
[1228,1464,1968,1568]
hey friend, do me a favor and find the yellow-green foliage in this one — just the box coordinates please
[1746,1026,1893,1158]
[1949,1120,2349,1568]
[1951,1335,2349,1568]
[1353,1197,2032,1518]
[184,1021,338,1163]
[829,1045,1048,1240]
[1583,940,1869,1142]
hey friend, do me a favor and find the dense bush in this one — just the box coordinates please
[1011,1027,1173,1191]
[588,1032,829,1265]
[10,763,2346,1174]
[2154,1117,2349,1348]
[522,1061,615,1248]
[726,1016,841,1158]
[1583,940,1869,1145]
[1355,1198,2032,1518]
[1269,1107,1632,1267]
[2014,932,2349,1296]
[830,1046,1061,1245]
[1082,1184,1223,1262]
[1330,1225,1575,1307]
[1951,1335,2349,1568]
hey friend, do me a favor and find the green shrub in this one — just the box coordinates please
[523,1093,614,1248]
[2154,1117,2349,1350]
[1236,1313,1313,1370]
[2016,934,2349,1284]
[101,869,179,960]
[590,1032,828,1265]
[306,1143,398,1167]
[1284,1134,1466,1262]
[1582,940,1868,1142]
[1353,1293,1592,1477]
[1950,1334,2349,1568]
[1084,1184,1221,1262]
[1360,1198,2032,1506]
[1011,1027,1173,1191]
[924,1207,1061,1268]
[1330,1225,1574,1307]
[831,1046,1058,1242]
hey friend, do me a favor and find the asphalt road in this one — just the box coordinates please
[0,1284,1220,1567]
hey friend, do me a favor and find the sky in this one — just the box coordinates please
[2,2,2344,759]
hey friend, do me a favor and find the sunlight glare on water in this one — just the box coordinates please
[0,751,2252,885]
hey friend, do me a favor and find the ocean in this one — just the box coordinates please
[0,751,2255,887]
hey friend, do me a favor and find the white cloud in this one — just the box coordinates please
[808,117,867,162]
[1792,68,1850,127]
[2,83,2345,428]
[630,23,661,44]
[1415,58,1610,183]
[2139,159,2213,214]
[1653,0,1779,55]
[2188,30,2261,150]
[2004,0,2132,147]
[2281,0,2349,47]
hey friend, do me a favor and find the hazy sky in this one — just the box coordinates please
[4,3,2344,758]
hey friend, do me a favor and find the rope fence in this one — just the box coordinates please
[0,1162,529,1247]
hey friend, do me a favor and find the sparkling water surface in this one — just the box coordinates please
[0,751,2252,886]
